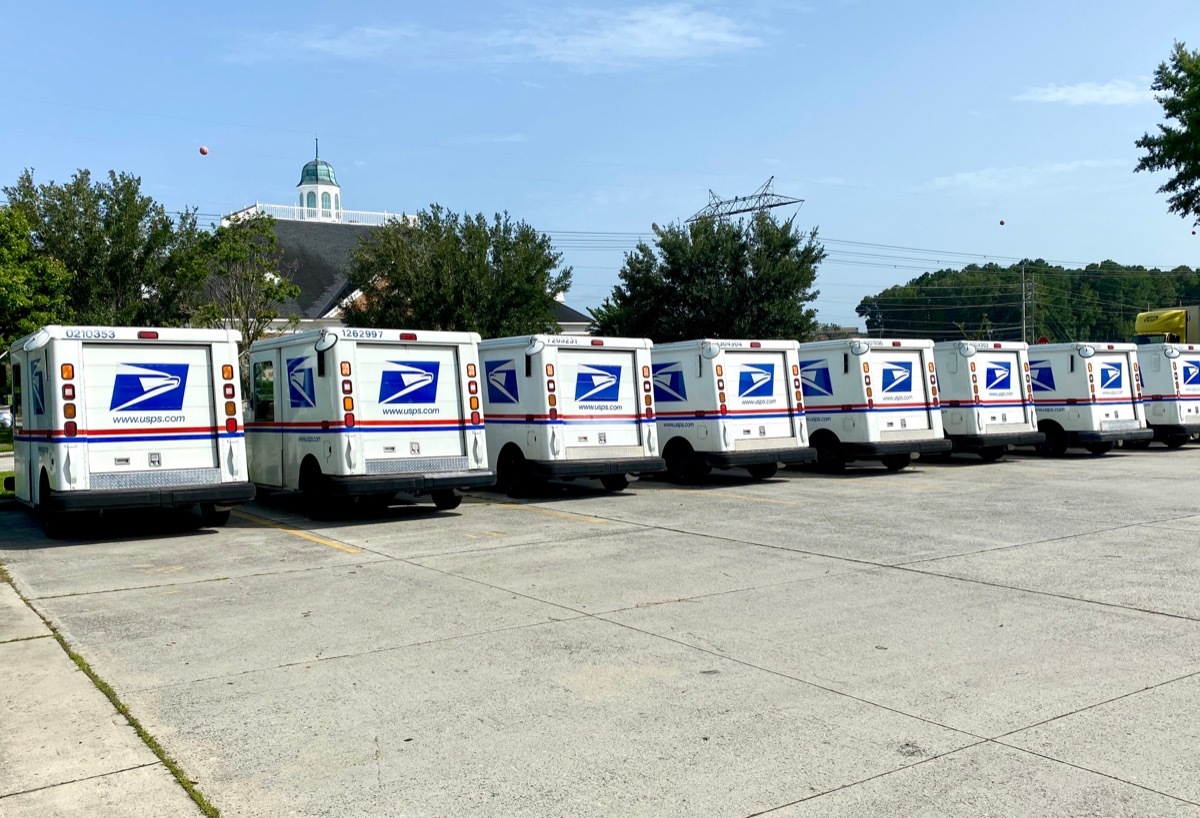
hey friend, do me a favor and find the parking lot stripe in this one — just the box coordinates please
[464,498,610,525]
[231,510,362,554]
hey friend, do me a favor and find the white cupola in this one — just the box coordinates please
[296,139,342,222]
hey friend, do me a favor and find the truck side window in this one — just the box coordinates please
[317,350,327,377]
[253,360,275,422]
[1069,356,1075,372]
[12,364,21,427]
[843,353,849,374]
[525,355,532,378]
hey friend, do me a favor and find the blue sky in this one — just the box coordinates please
[3,1,1198,327]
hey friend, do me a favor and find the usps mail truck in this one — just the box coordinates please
[932,340,1044,461]
[4,326,254,535]
[1133,343,1200,448]
[651,339,815,481]
[795,338,951,471]
[478,335,665,493]
[245,328,493,514]
[1025,342,1153,455]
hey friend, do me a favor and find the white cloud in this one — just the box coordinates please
[228,5,760,71]
[1013,80,1153,106]
[928,159,1129,195]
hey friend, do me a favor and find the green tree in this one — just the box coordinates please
[591,212,824,342]
[196,213,300,379]
[3,168,208,326]
[1135,41,1200,226]
[343,205,572,337]
[0,206,71,349]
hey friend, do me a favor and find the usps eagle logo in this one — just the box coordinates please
[286,356,316,408]
[574,364,621,402]
[1183,361,1200,386]
[797,359,833,398]
[737,363,775,398]
[880,361,913,394]
[986,362,1012,391]
[110,363,189,412]
[1028,360,1055,392]
[1100,362,1123,390]
[652,362,687,402]
[380,362,440,404]
[485,359,519,404]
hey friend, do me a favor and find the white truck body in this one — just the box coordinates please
[795,338,951,470]
[1135,342,1200,447]
[932,340,1044,458]
[246,328,492,509]
[5,326,254,522]
[1027,342,1153,454]
[651,339,814,480]
[478,335,665,490]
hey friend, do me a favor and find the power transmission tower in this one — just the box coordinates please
[687,177,803,223]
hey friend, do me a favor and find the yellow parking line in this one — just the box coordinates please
[661,488,797,506]
[497,503,610,525]
[232,510,362,554]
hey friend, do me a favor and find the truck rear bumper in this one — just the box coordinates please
[843,438,952,461]
[45,481,256,513]
[949,431,1045,452]
[1147,423,1200,438]
[529,457,666,479]
[704,447,816,468]
[1073,428,1154,444]
[322,470,495,496]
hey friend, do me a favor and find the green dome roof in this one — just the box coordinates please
[298,159,339,187]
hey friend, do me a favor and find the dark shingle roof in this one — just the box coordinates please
[273,220,375,319]
[553,300,591,324]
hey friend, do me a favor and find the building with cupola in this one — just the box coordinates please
[225,146,590,333]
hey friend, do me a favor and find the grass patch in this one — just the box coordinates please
[0,426,11,453]
[1,471,12,500]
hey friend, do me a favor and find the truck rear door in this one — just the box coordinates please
[972,349,1028,428]
[1092,352,1140,428]
[723,349,796,442]
[871,348,932,432]
[355,343,467,462]
[82,343,219,480]
[558,348,642,450]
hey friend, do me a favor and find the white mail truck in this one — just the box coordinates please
[246,328,493,514]
[4,326,254,535]
[1025,342,1153,455]
[1133,343,1200,448]
[795,338,952,471]
[932,340,1044,461]
[651,339,815,481]
[478,334,665,493]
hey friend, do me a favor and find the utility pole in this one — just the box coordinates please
[1021,263,1027,344]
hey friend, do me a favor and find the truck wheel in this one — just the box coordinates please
[812,436,845,473]
[1086,442,1115,456]
[746,462,778,480]
[199,504,231,527]
[600,474,630,492]
[880,453,912,472]
[1165,433,1190,449]
[300,459,334,520]
[496,445,530,497]
[664,440,708,484]
[38,472,67,539]
[430,490,463,510]
[1036,422,1068,457]
[1122,438,1151,450]
[977,446,1006,463]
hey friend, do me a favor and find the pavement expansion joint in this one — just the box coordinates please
[0,762,162,801]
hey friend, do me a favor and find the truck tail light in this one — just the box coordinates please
[400,332,417,341]
[61,363,75,379]
[545,364,555,376]
[64,421,78,437]
[719,404,728,415]
[467,364,477,377]
[62,384,75,400]
[548,395,557,407]
[341,362,351,376]
[225,401,237,416]
[468,381,478,395]
[715,365,723,376]
[792,364,799,376]
[470,411,481,425]
[224,383,235,398]
[547,379,555,392]
[591,339,604,346]
[222,365,234,380]
[549,408,559,420]
[64,403,76,419]
[343,397,354,411]
[344,413,356,428]
[138,330,159,340]
[470,396,479,410]
[643,394,652,406]
[643,381,651,392]
[645,408,655,419]
[750,341,762,348]
[642,365,650,378]
[226,418,238,433]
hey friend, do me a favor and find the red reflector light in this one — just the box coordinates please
[64,421,78,437]
[549,407,559,420]
[224,383,235,398]
[468,381,478,395]
[892,341,902,346]
[400,332,417,341]
[344,413,356,428]
[470,411,481,425]
[750,341,762,348]
[225,418,238,433]
[342,379,353,394]
[138,330,159,339]
[62,384,75,400]
[645,408,655,419]
[591,339,604,346]
[994,343,1001,348]
[719,404,728,415]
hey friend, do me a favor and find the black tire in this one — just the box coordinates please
[1165,434,1190,449]
[664,440,708,484]
[746,462,778,480]
[978,446,1006,463]
[199,504,231,527]
[300,459,334,520]
[38,471,67,539]
[1036,422,1068,457]
[880,453,912,472]
[430,490,462,510]
[496,445,529,497]
[1086,442,1115,456]
[600,474,629,492]
[1122,438,1152,450]
[813,436,846,473]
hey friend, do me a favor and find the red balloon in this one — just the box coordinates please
[199,146,209,156]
